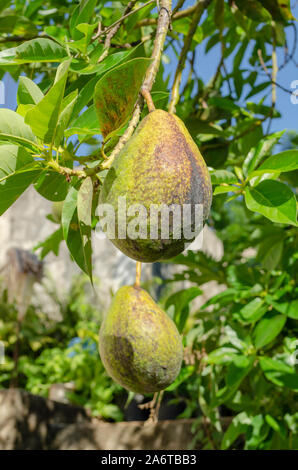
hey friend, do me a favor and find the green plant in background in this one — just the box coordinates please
[0,275,124,420]
[0,0,297,450]
[160,187,297,449]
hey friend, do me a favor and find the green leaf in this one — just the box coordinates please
[209,97,241,113]
[206,347,240,365]
[66,105,99,141]
[165,287,201,333]
[265,299,298,320]
[235,1,272,22]
[252,150,298,176]
[0,38,68,64]
[262,0,295,22]
[17,77,44,106]
[211,170,238,185]
[260,357,298,391]
[243,131,284,176]
[245,414,267,450]
[0,0,11,14]
[202,288,238,308]
[34,227,63,258]
[221,412,251,450]
[77,177,93,281]
[69,0,97,40]
[213,185,238,196]
[70,75,100,119]
[257,236,283,271]
[0,144,42,215]
[226,356,254,388]
[239,298,267,324]
[34,170,68,202]
[69,23,97,53]
[94,57,152,139]
[215,356,255,405]
[54,90,78,146]
[245,180,297,226]
[0,108,38,151]
[44,25,69,44]
[245,81,271,99]
[62,185,79,241]
[62,183,93,276]
[70,44,144,75]
[253,312,286,349]
[25,59,72,144]
[0,13,37,36]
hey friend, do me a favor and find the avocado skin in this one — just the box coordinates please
[100,109,212,262]
[99,285,183,394]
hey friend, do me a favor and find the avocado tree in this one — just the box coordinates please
[0,0,297,449]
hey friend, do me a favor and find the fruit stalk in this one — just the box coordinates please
[135,261,142,287]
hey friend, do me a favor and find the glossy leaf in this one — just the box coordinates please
[245,180,297,226]
[0,108,38,151]
[25,59,71,144]
[252,150,298,175]
[54,89,78,146]
[235,1,272,21]
[221,412,251,450]
[260,357,298,391]
[66,105,99,141]
[34,170,69,202]
[257,236,283,271]
[266,299,298,320]
[253,312,286,349]
[77,177,93,281]
[243,131,284,176]
[239,298,267,324]
[0,38,68,64]
[206,347,240,365]
[69,0,97,40]
[215,356,255,405]
[94,57,152,139]
[62,185,79,241]
[262,0,295,22]
[17,77,44,106]
[211,170,238,184]
[165,287,202,333]
[35,227,63,258]
[0,144,42,215]
[213,185,238,196]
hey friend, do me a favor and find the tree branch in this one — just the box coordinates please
[172,0,186,16]
[101,0,172,170]
[99,0,155,37]
[136,3,199,27]
[96,0,138,63]
[169,0,212,113]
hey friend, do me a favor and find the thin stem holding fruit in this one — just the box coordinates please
[135,262,142,287]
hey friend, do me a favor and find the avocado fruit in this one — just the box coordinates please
[99,109,212,262]
[99,285,183,394]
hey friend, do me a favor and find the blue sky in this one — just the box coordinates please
[1,0,298,137]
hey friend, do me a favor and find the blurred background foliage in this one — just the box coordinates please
[0,0,297,450]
